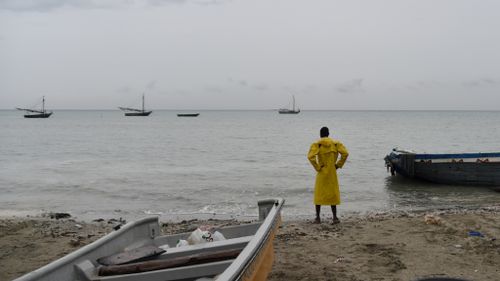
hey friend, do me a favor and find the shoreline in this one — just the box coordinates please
[1,206,499,281]
[2,203,499,223]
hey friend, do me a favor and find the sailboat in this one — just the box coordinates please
[119,94,152,116]
[278,95,300,114]
[16,96,53,118]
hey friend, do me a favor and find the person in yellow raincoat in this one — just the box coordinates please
[307,127,349,224]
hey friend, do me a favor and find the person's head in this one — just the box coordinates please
[320,127,329,138]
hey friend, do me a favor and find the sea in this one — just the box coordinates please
[1,110,499,222]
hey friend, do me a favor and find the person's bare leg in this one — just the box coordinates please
[331,205,340,224]
[314,205,321,223]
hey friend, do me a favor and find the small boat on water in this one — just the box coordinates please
[14,198,284,281]
[278,95,300,114]
[385,148,500,190]
[119,94,152,116]
[16,96,53,118]
[177,113,200,117]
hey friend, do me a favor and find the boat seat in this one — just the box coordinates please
[74,235,254,280]
[154,235,254,261]
[97,245,166,266]
[75,259,235,281]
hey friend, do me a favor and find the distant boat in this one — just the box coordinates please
[177,113,200,117]
[16,96,53,118]
[385,148,500,190]
[14,198,285,281]
[119,94,152,116]
[278,95,300,114]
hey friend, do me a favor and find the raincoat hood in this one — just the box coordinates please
[316,137,336,153]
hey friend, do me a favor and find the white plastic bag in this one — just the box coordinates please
[159,244,170,250]
[176,239,189,247]
[187,226,226,245]
[187,228,211,245]
[212,231,226,241]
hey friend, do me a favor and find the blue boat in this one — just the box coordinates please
[384,149,500,190]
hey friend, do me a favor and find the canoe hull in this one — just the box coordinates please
[224,199,282,281]
[413,162,500,186]
[385,150,500,189]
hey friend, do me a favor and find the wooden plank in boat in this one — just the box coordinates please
[99,248,242,276]
[97,245,166,266]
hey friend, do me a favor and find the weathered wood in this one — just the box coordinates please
[99,248,242,276]
[414,162,500,188]
[386,151,500,189]
[97,245,166,266]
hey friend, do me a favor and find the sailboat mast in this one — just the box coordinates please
[292,95,295,111]
[42,96,45,113]
[142,93,145,112]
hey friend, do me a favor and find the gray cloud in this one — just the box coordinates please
[115,85,134,95]
[146,80,157,91]
[251,83,268,91]
[0,0,228,11]
[462,78,499,88]
[147,0,186,6]
[157,89,192,96]
[228,77,269,91]
[303,84,317,93]
[204,84,225,93]
[227,77,247,87]
[0,0,229,12]
[406,80,443,91]
[336,79,364,94]
[2,1,500,110]
[149,0,231,6]
[0,0,123,11]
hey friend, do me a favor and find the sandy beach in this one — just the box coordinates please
[1,207,499,281]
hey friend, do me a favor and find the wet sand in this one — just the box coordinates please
[1,207,499,281]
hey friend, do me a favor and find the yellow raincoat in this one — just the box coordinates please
[307,137,349,205]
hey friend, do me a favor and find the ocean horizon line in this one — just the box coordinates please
[3,108,500,112]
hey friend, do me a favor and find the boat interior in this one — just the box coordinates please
[74,222,262,281]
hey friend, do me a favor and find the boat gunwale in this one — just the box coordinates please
[389,151,500,160]
[215,198,284,281]
[414,152,500,160]
[14,217,159,281]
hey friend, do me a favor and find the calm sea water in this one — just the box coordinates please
[1,110,499,221]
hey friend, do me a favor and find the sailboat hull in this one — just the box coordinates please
[278,109,300,114]
[24,112,53,118]
[124,111,152,116]
[278,95,300,114]
[177,113,200,117]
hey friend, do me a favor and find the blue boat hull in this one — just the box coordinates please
[385,150,500,190]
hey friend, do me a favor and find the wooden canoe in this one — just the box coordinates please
[385,149,500,190]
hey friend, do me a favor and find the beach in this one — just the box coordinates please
[2,206,499,281]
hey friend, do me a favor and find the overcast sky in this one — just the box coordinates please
[1,0,499,110]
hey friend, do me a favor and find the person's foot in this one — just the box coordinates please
[313,217,321,224]
[332,217,340,225]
